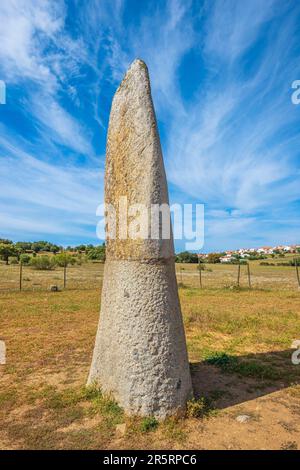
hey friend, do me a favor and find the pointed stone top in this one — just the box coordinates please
[129,57,147,69]
[128,58,148,71]
[106,56,173,261]
[116,59,149,95]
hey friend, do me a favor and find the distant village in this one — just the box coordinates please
[198,244,300,264]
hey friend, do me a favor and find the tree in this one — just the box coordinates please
[86,244,106,262]
[20,254,31,265]
[75,244,87,252]
[0,238,13,245]
[49,244,60,254]
[31,241,47,253]
[175,251,198,263]
[54,253,76,267]
[206,253,222,264]
[30,241,61,253]
[0,243,17,265]
[15,241,33,252]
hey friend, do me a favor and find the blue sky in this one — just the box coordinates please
[0,0,299,252]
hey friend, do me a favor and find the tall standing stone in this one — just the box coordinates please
[88,59,192,418]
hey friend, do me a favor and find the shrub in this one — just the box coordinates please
[229,259,247,265]
[140,416,159,433]
[186,397,214,419]
[9,256,19,265]
[75,253,85,265]
[289,258,300,267]
[175,251,198,263]
[206,253,222,264]
[260,262,275,266]
[30,255,56,270]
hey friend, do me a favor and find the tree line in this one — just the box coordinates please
[175,251,272,264]
[0,239,106,266]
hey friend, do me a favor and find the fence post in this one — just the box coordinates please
[296,258,300,288]
[237,262,241,287]
[19,261,23,291]
[247,262,251,289]
[63,261,67,288]
[198,259,202,288]
[180,267,183,284]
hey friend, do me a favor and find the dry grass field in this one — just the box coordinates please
[1,254,299,291]
[1,260,300,449]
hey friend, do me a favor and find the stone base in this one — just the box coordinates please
[88,259,193,418]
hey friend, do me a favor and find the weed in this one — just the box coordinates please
[140,416,159,433]
[186,397,217,419]
[281,441,298,450]
[162,417,187,442]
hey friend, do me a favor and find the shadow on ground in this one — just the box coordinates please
[191,349,300,410]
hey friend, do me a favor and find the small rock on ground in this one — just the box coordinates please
[236,414,251,423]
[116,423,127,436]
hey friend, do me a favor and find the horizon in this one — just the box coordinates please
[1,0,300,252]
[2,237,299,256]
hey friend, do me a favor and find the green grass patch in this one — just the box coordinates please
[84,386,124,425]
[140,416,159,433]
[162,417,187,442]
[204,351,280,380]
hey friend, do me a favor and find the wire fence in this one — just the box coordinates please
[0,261,300,292]
[0,263,104,291]
[178,261,300,290]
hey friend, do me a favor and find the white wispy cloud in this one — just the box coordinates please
[203,0,276,61]
[0,0,97,155]
[0,0,63,87]
[0,0,106,239]
[0,128,103,239]
[31,96,93,155]
[165,1,300,227]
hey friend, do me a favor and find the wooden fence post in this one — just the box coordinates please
[63,261,67,288]
[198,260,202,288]
[19,262,23,291]
[296,258,300,288]
[237,262,241,287]
[247,262,251,289]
